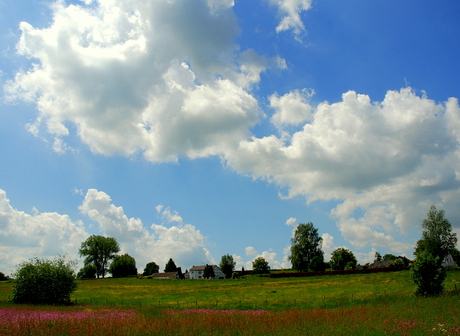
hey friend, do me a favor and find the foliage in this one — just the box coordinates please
[164,258,177,272]
[79,235,120,278]
[219,254,236,279]
[77,264,97,279]
[411,251,446,297]
[383,253,397,261]
[329,247,357,271]
[252,257,270,275]
[414,205,457,262]
[374,251,382,261]
[308,255,326,271]
[143,262,159,276]
[289,222,323,272]
[11,255,77,304]
[0,272,7,281]
[203,265,215,279]
[109,254,137,278]
[389,259,405,269]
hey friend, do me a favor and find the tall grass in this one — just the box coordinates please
[1,293,460,335]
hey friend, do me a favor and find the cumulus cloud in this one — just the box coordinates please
[270,89,314,128]
[225,88,460,255]
[5,0,263,162]
[245,246,257,256]
[79,189,214,270]
[0,189,88,275]
[271,0,313,38]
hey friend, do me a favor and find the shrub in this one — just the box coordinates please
[109,254,137,278]
[309,255,326,271]
[12,255,77,304]
[77,264,97,279]
[389,259,405,269]
[411,251,446,297]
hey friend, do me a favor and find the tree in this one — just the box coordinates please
[289,223,323,272]
[411,251,446,297]
[451,248,460,266]
[329,247,357,271]
[0,272,7,281]
[109,254,137,278]
[164,258,177,272]
[203,264,215,279]
[374,251,382,262]
[79,235,120,278]
[77,264,97,279]
[12,255,77,305]
[219,254,236,279]
[143,262,159,276]
[309,255,326,271]
[383,254,397,261]
[414,206,457,262]
[252,257,270,275]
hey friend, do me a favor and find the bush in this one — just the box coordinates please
[389,259,405,269]
[309,255,326,271]
[411,251,446,297]
[77,264,97,279]
[12,256,77,304]
[109,254,137,278]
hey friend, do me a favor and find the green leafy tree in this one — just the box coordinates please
[79,235,120,278]
[0,272,7,281]
[143,262,159,276]
[412,251,446,297]
[414,205,457,262]
[12,255,77,305]
[289,223,323,272]
[252,257,270,275]
[374,251,382,262]
[164,258,177,272]
[329,247,357,271]
[383,254,397,261]
[109,254,137,277]
[309,255,326,271]
[451,248,460,266]
[77,264,97,279]
[219,254,236,279]
[203,264,215,279]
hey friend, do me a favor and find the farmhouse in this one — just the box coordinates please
[149,271,181,279]
[189,265,226,279]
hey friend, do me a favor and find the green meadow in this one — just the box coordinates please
[1,270,460,335]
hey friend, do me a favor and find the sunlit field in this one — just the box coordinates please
[1,270,460,335]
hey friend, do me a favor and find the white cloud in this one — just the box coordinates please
[245,246,257,256]
[225,88,460,256]
[271,0,313,38]
[285,217,297,226]
[270,89,314,128]
[5,0,263,162]
[0,189,88,275]
[79,189,214,270]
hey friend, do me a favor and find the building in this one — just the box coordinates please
[189,265,226,279]
[149,271,182,279]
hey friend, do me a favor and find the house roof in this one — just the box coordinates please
[150,272,178,278]
[189,265,219,271]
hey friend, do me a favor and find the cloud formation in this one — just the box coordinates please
[5,0,264,162]
[226,89,460,253]
[0,189,88,274]
[80,189,214,270]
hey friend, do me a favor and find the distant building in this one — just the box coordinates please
[189,265,226,279]
[442,254,458,268]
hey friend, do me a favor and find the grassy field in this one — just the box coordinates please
[1,270,460,335]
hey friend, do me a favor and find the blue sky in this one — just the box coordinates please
[1,0,459,275]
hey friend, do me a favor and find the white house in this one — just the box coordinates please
[189,265,226,279]
[442,254,458,268]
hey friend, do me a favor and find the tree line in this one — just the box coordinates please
[4,205,458,304]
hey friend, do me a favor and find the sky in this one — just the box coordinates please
[0,0,459,276]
